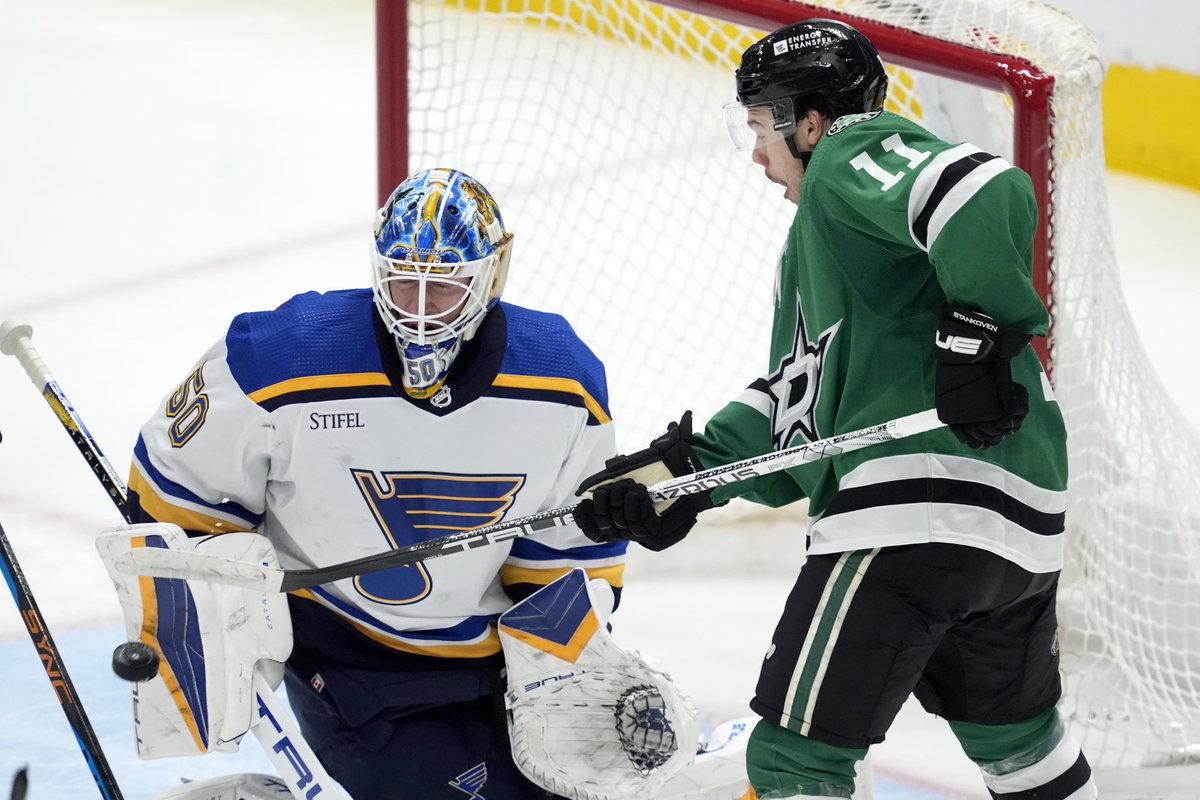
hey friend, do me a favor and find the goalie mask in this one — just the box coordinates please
[372,168,513,399]
[724,19,887,162]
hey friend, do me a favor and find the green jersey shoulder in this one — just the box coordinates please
[825,110,883,136]
[804,111,1037,274]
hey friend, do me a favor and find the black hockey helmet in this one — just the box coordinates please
[730,19,887,159]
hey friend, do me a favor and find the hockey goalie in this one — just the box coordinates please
[98,525,762,799]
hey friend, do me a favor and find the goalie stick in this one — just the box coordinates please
[1,320,345,800]
[111,408,943,591]
[0,320,132,522]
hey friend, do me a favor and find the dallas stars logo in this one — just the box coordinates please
[764,299,841,450]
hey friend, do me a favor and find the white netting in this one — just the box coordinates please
[403,0,1200,777]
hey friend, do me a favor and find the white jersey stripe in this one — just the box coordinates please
[923,156,1014,251]
[809,503,1064,573]
[835,453,1066,514]
[731,385,774,418]
[906,143,983,251]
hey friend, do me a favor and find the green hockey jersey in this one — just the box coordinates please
[692,111,1067,573]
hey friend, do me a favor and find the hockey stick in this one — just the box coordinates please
[114,408,945,592]
[0,512,125,799]
[0,320,944,594]
[0,320,132,522]
[9,767,28,800]
[1,321,344,800]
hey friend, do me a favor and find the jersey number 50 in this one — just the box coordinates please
[166,365,210,448]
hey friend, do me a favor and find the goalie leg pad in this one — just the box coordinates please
[499,569,699,800]
[96,524,293,758]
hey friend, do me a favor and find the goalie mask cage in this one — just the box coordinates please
[379,0,1200,784]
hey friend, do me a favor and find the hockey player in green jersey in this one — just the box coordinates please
[574,18,1098,800]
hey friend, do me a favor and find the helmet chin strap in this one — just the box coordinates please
[786,132,814,167]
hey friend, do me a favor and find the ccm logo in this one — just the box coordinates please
[936,333,983,356]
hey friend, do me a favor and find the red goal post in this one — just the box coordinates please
[377,0,1055,366]
[378,0,1200,787]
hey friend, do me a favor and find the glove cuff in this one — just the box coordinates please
[937,305,1031,364]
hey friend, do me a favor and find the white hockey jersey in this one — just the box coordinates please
[128,289,625,663]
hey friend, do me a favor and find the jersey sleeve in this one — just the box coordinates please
[814,114,1047,332]
[499,333,628,605]
[128,335,271,534]
[690,381,808,508]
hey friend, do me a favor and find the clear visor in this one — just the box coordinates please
[722,98,798,151]
[370,237,511,346]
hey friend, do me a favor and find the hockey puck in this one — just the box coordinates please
[111,641,160,682]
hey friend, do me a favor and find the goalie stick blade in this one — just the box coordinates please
[112,548,283,593]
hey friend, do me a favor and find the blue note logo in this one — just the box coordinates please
[449,762,488,799]
[352,470,525,604]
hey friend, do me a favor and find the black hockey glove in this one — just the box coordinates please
[572,412,713,552]
[935,305,1032,450]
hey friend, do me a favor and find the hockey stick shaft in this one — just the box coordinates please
[0,320,132,522]
[116,409,944,592]
[0,517,125,800]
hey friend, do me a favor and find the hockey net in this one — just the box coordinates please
[389,0,1200,782]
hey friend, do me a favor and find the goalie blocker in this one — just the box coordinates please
[96,524,293,758]
[96,524,348,800]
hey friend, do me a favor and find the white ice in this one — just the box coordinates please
[1,1,1198,798]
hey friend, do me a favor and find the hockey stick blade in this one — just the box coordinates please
[113,409,943,592]
[9,767,28,800]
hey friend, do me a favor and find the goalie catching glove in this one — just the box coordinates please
[573,412,713,552]
[935,305,1032,450]
[500,569,699,800]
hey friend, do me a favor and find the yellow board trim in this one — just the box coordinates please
[500,562,625,589]
[456,0,1200,191]
[1104,64,1200,190]
[133,536,207,752]
[499,608,600,665]
[290,590,502,658]
[492,373,611,424]
[129,466,252,536]
[458,0,759,67]
[247,372,392,404]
